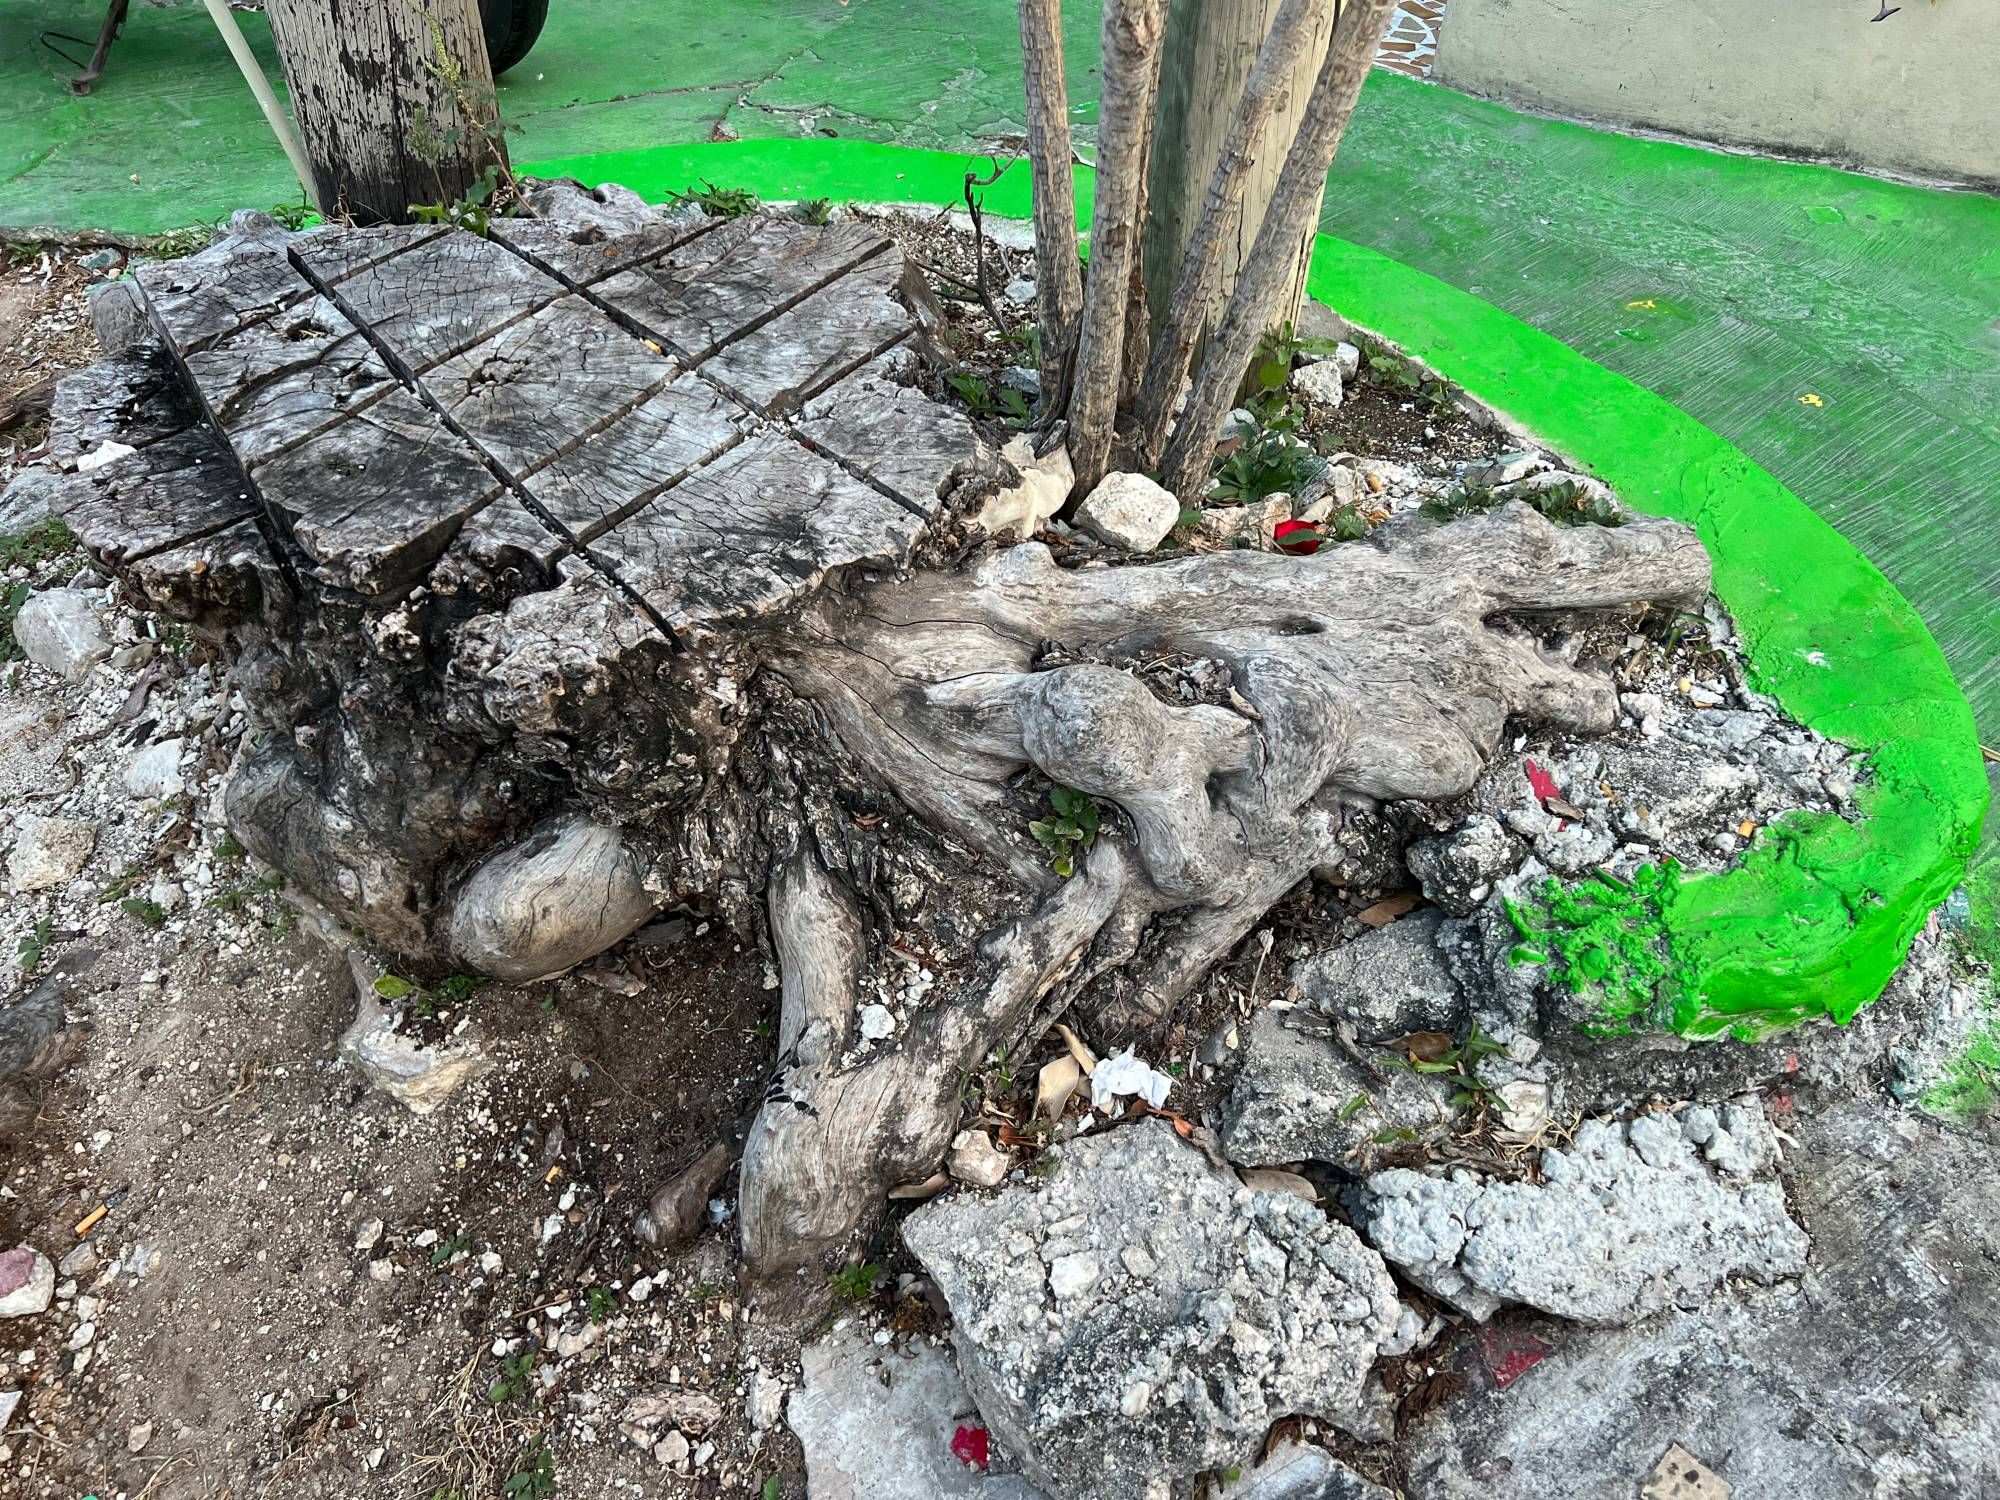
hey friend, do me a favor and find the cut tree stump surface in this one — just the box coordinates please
[109,199,966,635]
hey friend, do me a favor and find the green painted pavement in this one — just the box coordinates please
[522,136,1986,1037]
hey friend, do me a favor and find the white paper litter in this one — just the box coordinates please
[1090,1047,1172,1111]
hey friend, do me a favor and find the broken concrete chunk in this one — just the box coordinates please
[1362,1099,1807,1326]
[124,738,186,800]
[787,1324,1046,1499]
[977,436,1071,540]
[949,1128,1013,1188]
[1290,909,1464,1040]
[11,589,111,683]
[1289,361,1344,409]
[1218,1440,1394,1499]
[1074,471,1179,552]
[904,1120,1403,1500]
[1405,815,1527,917]
[1218,1007,1454,1170]
[7,815,96,892]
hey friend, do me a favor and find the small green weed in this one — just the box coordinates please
[0,517,76,572]
[431,1231,471,1266]
[488,1351,537,1406]
[1029,785,1100,878]
[673,180,759,218]
[98,864,149,904]
[795,197,833,226]
[268,198,318,231]
[16,918,55,974]
[412,163,504,237]
[0,581,30,662]
[501,1436,556,1499]
[1246,321,1342,399]
[144,223,218,259]
[827,1262,881,1302]
[1209,402,1320,504]
[120,897,167,930]
[1423,478,1624,530]
[945,370,1032,425]
[762,1479,782,1500]
[212,832,247,862]
[586,1285,619,1324]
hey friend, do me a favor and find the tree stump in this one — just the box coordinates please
[34,186,1711,1309]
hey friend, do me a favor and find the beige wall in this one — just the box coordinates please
[1432,0,2000,186]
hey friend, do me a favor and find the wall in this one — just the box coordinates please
[1432,0,2000,187]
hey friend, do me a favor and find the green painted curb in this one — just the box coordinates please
[522,138,1988,1040]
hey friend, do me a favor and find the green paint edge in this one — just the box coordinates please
[521,137,1988,1039]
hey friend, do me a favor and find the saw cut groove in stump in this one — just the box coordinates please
[43,186,1714,1307]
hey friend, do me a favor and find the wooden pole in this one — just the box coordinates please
[1018,0,1086,414]
[1140,0,1338,361]
[264,0,505,224]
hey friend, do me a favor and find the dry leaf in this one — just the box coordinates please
[1036,1054,1083,1120]
[1356,891,1422,927]
[1395,1031,1455,1064]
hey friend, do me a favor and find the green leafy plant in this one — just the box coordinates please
[412,163,503,236]
[16,918,54,974]
[144,223,218,259]
[431,1230,471,1266]
[1246,321,1342,398]
[0,517,76,571]
[827,1262,881,1302]
[762,1479,782,1500]
[488,1351,538,1406]
[1405,1024,1511,1110]
[373,974,417,1002]
[945,370,1032,425]
[672,180,760,218]
[212,832,248,862]
[795,197,834,225]
[999,321,1042,367]
[1029,786,1100,878]
[0,581,30,662]
[268,198,318,231]
[1209,402,1320,504]
[501,1437,556,1499]
[120,897,167,930]
[586,1285,619,1324]
[1424,476,1623,530]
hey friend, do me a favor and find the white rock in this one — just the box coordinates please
[11,590,111,683]
[0,1387,19,1438]
[858,1004,896,1042]
[0,1248,54,1319]
[1334,341,1362,381]
[75,439,136,474]
[126,1420,153,1453]
[125,739,186,800]
[948,1128,1013,1189]
[7,815,95,892]
[341,956,494,1115]
[977,436,1073,540]
[353,1220,384,1253]
[628,1275,654,1304]
[1003,276,1036,306]
[1289,361,1344,409]
[1074,471,1179,552]
[655,1429,690,1467]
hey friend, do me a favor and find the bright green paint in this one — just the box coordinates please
[523,137,1982,1037]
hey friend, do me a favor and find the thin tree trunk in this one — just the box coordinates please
[1018,0,1085,412]
[1139,0,1338,379]
[265,0,503,224]
[1161,0,1395,502]
[1065,0,1169,498]
[1129,0,1332,470]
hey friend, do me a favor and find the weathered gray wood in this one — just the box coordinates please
[290,223,447,286]
[1163,0,1398,500]
[300,228,564,375]
[46,342,200,465]
[492,204,719,289]
[126,519,288,625]
[791,366,990,517]
[264,0,502,224]
[592,216,890,363]
[136,227,313,354]
[54,425,256,566]
[1066,0,1168,495]
[1132,0,1334,467]
[700,250,938,415]
[594,430,926,636]
[180,298,398,467]
[448,492,571,580]
[522,372,751,542]
[252,385,502,595]
[422,296,678,476]
[1018,0,1085,406]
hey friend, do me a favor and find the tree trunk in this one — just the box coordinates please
[1163,0,1396,501]
[62,202,1713,1317]
[1140,0,1338,367]
[1018,0,1085,411]
[265,0,504,224]
[1065,0,1168,497]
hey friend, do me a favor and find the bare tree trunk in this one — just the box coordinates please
[1064,0,1168,497]
[1139,0,1338,377]
[265,0,504,224]
[1129,0,1333,470]
[1018,0,1085,411]
[1162,0,1396,501]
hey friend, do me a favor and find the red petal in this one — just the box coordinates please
[1523,758,1563,805]
[1273,519,1322,555]
[951,1425,991,1470]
